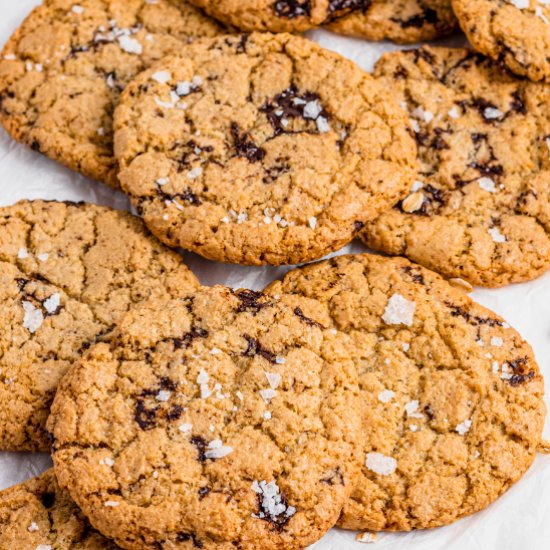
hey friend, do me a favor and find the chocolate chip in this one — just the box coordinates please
[402,266,425,285]
[445,301,504,327]
[198,486,211,500]
[293,307,325,329]
[173,327,209,350]
[260,86,328,136]
[391,8,438,28]
[176,532,203,548]
[134,399,158,431]
[328,0,369,12]
[242,335,277,363]
[234,289,272,314]
[231,122,266,163]
[40,492,56,509]
[190,435,208,462]
[273,0,311,19]
[156,187,201,206]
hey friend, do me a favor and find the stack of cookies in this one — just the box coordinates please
[0,1,548,549]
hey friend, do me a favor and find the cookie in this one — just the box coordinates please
[0,0,225,189]
[327,0,457,43]
[361,47,550,287]
[48,286,361,549]
[452,0,550,83]
[266,253,546,531]
[185,0,370,32]
[0,200,198,452]
[0,469,118,549]
[114,32,417,266]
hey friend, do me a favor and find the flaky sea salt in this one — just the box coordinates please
[23,301,44,333]
[265,372,281,390]
[43,293,61,315]
[151,70,171,84]
[382,294,416,327]
[488,227,507,243]
[478,177,496,193]
[118,35,142,55]
[456,419,472,436]
[378,389,395,403]
[366,452,397,476]
[204,439,233,459]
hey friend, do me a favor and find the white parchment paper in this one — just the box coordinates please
[1,3,549,548]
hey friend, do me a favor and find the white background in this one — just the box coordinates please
[0,2,549,549]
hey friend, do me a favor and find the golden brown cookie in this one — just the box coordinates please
[362,47,550,287]
[0,470,119,549]
[266,253,546,531]
[114,32,417,266]
[452,0,550,82]
[48,286,361,549]
[0,200,198,452]
[327,0,457,43]
[0,0,225,189]
[186,0,370,32]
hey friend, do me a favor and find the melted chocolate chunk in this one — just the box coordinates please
[507,356,536,386]
[242,335,277,363]
[231,122,266,163]
[261,86,328,136]
[273,0,311,18]
[134,399,158,431]
[445,302,503,327]
[391,8,438,28]
[198,486,211,500]
[408,184,447,216]
[173,327,209,349]
[176,532,203,548]
[402,266,425,285]
[190,436,208,462]
[293,306,325,329]
[156,187,201,206]
[234,289,272,314]
[174,140,214,173]
[328,0,371,14]
[353,220,365,233]
[263,158,291,184]
[40,492,56,509]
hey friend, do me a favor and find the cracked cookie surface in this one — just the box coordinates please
[0,0,225,189]
[266,253,546,531]
[114,32,416,266]
[327,0,457,43]
[186,0,371,32]
[452,0,550,82]
[361,47,550,287]
[0,469,118,549]
[0,200,198,452]
[48,286,361,549]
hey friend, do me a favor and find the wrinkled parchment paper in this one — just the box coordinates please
[1,3,549,548]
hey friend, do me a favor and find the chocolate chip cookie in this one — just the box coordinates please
[0,200,198,452]
[186,0,370,32]
[327,0,457,43]
[452,0,550,83]
[362,47,550,287]
[0,470,118,549]
[48,286,361,549]
[0,0,225,189]
[114,32,417,266]
[266,253,546,531]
